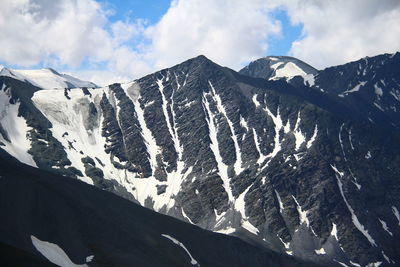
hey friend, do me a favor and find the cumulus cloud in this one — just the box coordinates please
[0,0,109,66]
[0,0,283,84]
[281,0,400,68]
[0,0,399,85]
[0,0,151,85]
[144,0,281,69]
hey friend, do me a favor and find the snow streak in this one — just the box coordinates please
[202,92,233,202]
[162,234,200,266]
[331,164,377,247]
[339,124,361,189]
[31,235,88,267]
[123,82,160,176]
[292,195,310,227]
[208,81,243,175]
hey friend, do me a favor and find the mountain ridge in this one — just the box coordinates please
[1,52,399,266]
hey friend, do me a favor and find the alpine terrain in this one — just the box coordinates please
[1,52,399,266]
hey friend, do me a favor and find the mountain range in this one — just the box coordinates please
[1,52,399,266]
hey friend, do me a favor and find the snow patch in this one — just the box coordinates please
[374,84,383,97]
[86,255,94,263]
[278,237,290,250]
[368,262,382,267]
[270,62,284,71]
[252,95,261,107]
[234,185,251,219]
[215,227,236,234]
[349,129,355,150]
[240,116,248,131]
[339,81,366,97]
[292,195,309,227]
[275,190,284,213]
[278,237,292,255]
[293,112,305,151]
[306,125,318,149]
[303,74,315,86]
[31,235,88,267]
[315,247,326,255]
[214,209,226,227]
[334,260,349,267]
[379,218,393,236]
[392,206,400,226]
[390,89,400,102]
[241,220,259,235]
[382,251,392,263]
[0,88,36,167]
[374,102,384,111]
[272,62,307,80]
[263,105,283,160]
[182,208,195,224]
[331,223,339,240]
[253,128,267,165]
[350,261,361,267]
[161,234,199,266]
[283,120,290,134]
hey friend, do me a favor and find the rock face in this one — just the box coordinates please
[289,52,400,130]
[1,53,400,266]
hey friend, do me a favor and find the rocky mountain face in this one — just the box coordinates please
[0,149,313,267]
[288,52,400,131]
[1,53,400,266]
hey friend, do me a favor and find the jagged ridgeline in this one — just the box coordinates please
[0,52,400,266]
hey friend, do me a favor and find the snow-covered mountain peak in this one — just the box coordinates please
[239,56,317,80]
[0,67,98,90]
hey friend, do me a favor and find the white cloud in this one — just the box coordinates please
[144,0,281,69]
[0,0,283,85]
[0,0,108,66]
[1,0,399,85]
[0,0,151,85]
[281,0,400,68]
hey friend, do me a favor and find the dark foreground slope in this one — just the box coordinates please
[0,149,315,267]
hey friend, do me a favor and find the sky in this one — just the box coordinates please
[0,0,399,86]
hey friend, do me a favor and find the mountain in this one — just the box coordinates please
[288,53,400,131]
[239,56,317,80]
[1,53,400,266]
[0,67,98,89]
[0,149,313,267]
